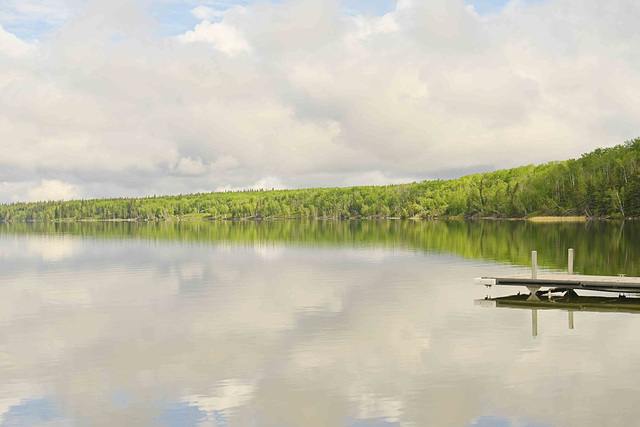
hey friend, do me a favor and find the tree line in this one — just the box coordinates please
[1,137,639,222]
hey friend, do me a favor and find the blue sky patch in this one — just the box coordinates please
[159,401,206,426]
[345,416,401,426]
[468,415,552,427]
[467,0,512,14]
[0,398,60,426]
[0,0,524,42]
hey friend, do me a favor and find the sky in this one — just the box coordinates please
[0,0,638,203]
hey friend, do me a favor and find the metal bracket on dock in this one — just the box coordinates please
[526,286,541,301]
[474,277,496,287]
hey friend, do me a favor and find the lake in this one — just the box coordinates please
[1,220,639,426]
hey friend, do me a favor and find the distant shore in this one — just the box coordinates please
[0,215,623,224]
[2,139,639,222]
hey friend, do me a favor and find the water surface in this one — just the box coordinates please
[1,220,639,426]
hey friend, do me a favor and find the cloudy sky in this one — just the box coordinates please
[0,0,638,203]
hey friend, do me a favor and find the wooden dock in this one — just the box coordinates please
[474,250,640,336]
[475,249,640,294]
[475,273,640,293]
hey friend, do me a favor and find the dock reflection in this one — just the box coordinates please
[476,292,640,337]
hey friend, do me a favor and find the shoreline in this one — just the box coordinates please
[525,216,588,222]
[0,215,624,224]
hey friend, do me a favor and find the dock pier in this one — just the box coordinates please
[475,249,640,336]
[475,248,640,296]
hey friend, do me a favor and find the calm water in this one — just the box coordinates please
[1,220,640,426]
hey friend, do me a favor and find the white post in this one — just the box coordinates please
[532,251,538,280]
[568,248,574,275]
[532,309,538,338]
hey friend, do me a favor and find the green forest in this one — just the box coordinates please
[1,138,639,222]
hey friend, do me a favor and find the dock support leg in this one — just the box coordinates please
[532,251,538,280]
[569,311,574,330]
[568,248,574,275]
[532,309,538,337]
[526,286,541,301]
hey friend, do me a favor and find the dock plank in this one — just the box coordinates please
[476,273,640,293]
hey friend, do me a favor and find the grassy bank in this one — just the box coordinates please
[527,216,588,222]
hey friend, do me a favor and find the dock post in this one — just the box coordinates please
[532,309,538,337]
[527,251,540,301]
[568,248,574,275]
[569,311,574,330]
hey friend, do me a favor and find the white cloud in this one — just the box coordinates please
[251,176,285,190]
[0,24,36,58]
[351,12,399,40]
[343,171,418,187]
[23,179,80,202]
[174,156,208,176]
[190,5,223,21]
[211,154,239,171]
[0,0,69,34]
[0,0,639,202]
[181,379,256,413]
[352,394,403,423]
[178,19,251,56]
[215,176,285,192]
[26,236,82,262]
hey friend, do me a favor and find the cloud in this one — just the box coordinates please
[174,157,208,176]
[0,0,69,40]
[251,176,285,190]
[178,17,252,56]
[190,5,224,21]
[26,236,82,262]
[211,154,239,171]
[215,176,285,192]
[1,0,640,202]
[181,379,256,413]
[23,179,80,202]
[342,171,418,187]
[0,24,36,58]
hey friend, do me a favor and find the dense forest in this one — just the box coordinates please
[1,138,639,222]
